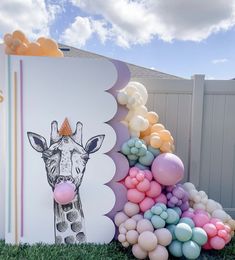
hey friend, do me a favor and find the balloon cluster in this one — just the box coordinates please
[124,167,165,212]
[3,30,63,57]
[183,182,235,235]
[115,81,235,259]
[167,219,207,259]
[165,184,189,212]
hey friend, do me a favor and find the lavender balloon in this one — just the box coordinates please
[166,184,189,212]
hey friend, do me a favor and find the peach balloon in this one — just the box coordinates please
[26,42,42,56]
[12,30,29,44]
[159,130,171,141]
[138,231,158,251]
[125,219,137,230]
[137,219,154,233]
[16,43,28,55]
[148,245,169,260]
[154,228,172,246]
[4,34,13,46]
[147,112,159,124]
[151,124,165,133]
[126,230,139,244]
[160,142,172,153]
[150,135,162,148]
[114,212,129,227]
[132,244,148,259]
[124,202,140,217]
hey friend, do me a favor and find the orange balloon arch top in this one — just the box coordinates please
[3,30,64,57]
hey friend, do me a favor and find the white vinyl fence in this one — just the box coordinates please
[133,75,235,217]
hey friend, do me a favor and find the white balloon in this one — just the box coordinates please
[117,91,128,105]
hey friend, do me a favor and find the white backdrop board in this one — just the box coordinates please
[5,56,118,244]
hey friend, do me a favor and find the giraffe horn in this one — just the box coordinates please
[50,121,60,144]
[72,121,83,145]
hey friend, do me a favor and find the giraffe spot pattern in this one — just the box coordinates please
[71,221,82,232]
[55,235,63,244]
[62,203,73,212]
[64,235,75,244]
[67,210,79,222]
[57,221,68,232]
[76,232,86,242]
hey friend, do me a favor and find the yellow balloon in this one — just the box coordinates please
[151,123,165,133]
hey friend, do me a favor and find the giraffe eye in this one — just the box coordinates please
[76,167,81,174]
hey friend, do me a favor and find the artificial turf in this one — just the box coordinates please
[0,237,234,260]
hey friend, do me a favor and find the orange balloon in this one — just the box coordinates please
[150,135,162,149]
[16,43,28,55]
[26,42,43,56]
[160,142,172,153]
[143,136,150,145]
[37,37,47,45]
[158,130,172,142]
[12,30,29,44]
[151,123,165,133]
[5,46,14,55]
[12,39,21,51]
[140,126,151,138]
[147,111,159,124]
[41,38,58,52]
[3,34,13,46]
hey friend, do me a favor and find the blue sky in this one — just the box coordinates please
[0,0,235,79]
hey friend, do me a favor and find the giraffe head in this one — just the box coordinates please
[27,120,105,190]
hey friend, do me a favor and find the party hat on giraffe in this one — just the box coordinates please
[59,118,72,136]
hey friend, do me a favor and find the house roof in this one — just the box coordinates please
[59,43,182,79]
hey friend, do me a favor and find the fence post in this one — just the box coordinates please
[189,75,205,188]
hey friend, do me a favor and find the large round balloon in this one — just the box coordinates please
[151,153,184,185]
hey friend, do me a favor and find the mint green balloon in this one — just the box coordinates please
[175,223,192,242]
[147,145,160,157]
[144,210,153,220]
[130,147,139,154]
[182,241,201,259]
[192,227,208,246]
[179,217,195,229]
[160,211,168,220]
[135,140,143,148]
[166,224,176,240]
[135,163,149,170]
[168,240,183,257]
[137,146,147,156]
[127,138,136,147]
[121,143,130,155]
[157,203,167,211]
[166,208,180,224]
[129,159,137,166]
[127,154,138,161]
[138,151,154,166]
[151,215,165,228]
[173,207,182,217]
[152,205,163,215]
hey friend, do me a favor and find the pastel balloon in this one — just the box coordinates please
[126,230,139,244]
[139,197,155,212]
[193,213,210,227]
[154,228,172,246]
[124,202,140,217]
[114,212,129,227]
[137,219,154,233]
[168,240,183,257]
[192,227,208,246]
[174,223,192,242]
[155,193,167,204]
[203,223,217,238]
[151,153,184,186]
[124,219,137,230]
[210,236,226,250]
[53,182,76,205]
[145,181,162,198]
[132,244,148,259]
[179,217,195,228]
[182,241,201,259]
[127,189,145,203]
[148,245,168,260]
[138,231,158,251]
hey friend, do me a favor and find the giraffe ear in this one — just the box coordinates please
[85,135,105,154]
[27,132,48,152]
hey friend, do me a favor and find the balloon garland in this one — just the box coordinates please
[115,81,235,259]
[3,30,63,57]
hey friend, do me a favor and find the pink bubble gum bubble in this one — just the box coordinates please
[137,178,151,192]
[139,197,155,212]
[53,182,76,205]
[155,193,167,204]
[127,189,145,203]
[203,223,217,238]
[146,181,162,198]
[210,236,226,250]
[193,213,210,227]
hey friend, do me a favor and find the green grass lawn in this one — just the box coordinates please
[0,238,234,260]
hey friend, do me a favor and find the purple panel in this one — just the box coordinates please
[107,152,129,182]
[109,121,129,151]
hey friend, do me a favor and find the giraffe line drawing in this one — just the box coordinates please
[27,119,105,244]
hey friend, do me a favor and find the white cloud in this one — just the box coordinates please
[212,58,228,64]
[0,0,61,41]
[60,16,93,47]
[68,0,235,47]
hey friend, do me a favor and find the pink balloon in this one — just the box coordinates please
[193,213,210,227]
[53,182,76,205]
[210,218,221,225]
[210,236,226,250]
[137,178,151,192]
[127,189,145,203]
[151,153,184,186]
[202,241,213,250]
[203,223,217,238]
[145,181,162,198]
[124,176,135,189]
[139,197,155,212]
[155,193,167,204]
[182,210,195,219]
